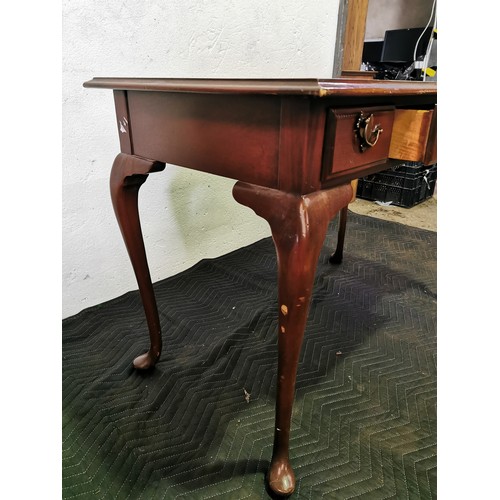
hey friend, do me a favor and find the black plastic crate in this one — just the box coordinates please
[357,162,437,208]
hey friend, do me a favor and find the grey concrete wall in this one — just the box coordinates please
[365,0,435,40]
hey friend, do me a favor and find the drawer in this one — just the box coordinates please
[388,106,437,165]
[321,106,395,182]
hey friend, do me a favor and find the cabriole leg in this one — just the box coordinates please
[110,153,166,369]
[233,181,352,496]
[329,205,348,265]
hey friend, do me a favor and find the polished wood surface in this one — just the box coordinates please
[321,105,395,180]
[110,154,165,369]
[84,77,436,97]
[127,90,281,187]
[84,77,437,496]
[233,181,353,495]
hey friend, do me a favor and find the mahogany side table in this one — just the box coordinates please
[83,78,437,496]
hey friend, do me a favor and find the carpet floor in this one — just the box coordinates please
[62,211,437,499]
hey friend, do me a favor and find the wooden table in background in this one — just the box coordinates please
[83,78,437,496]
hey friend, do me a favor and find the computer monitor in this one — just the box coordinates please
[362,40,384,63]
[380,27,432,64]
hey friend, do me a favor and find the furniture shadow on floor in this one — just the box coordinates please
[63,211,436,499]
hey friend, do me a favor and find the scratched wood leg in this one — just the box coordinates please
[110,153,166,369]
[329,205,348,265]
[233,181,353,496]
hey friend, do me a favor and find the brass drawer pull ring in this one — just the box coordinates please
[356,112,383,152]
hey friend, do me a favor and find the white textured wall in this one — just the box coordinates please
[63,0,340,318]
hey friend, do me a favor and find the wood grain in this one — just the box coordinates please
[389,109,435,163]
[341,0,370,71]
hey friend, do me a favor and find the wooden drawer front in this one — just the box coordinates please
[321,106,395,182]
[389,107,437,165]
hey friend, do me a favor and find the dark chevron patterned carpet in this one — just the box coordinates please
[62,211,437,500]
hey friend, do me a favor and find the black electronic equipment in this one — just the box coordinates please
[380,27,432,64]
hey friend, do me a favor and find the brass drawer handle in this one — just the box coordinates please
[356,112,383,152]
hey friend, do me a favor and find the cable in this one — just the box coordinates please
[413,0,437,63]
[422,16,437,82]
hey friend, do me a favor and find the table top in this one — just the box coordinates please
[83,77,437,97]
